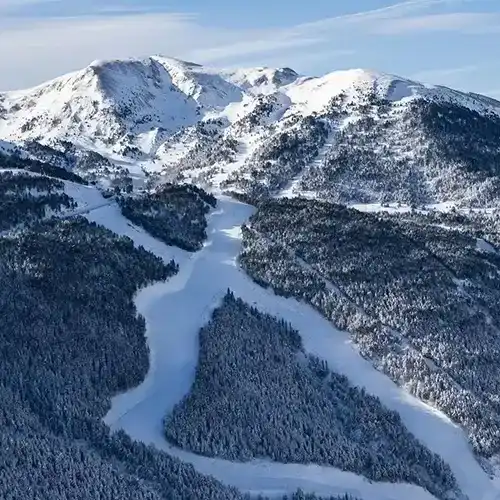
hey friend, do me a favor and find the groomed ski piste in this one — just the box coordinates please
[77,188,499,500]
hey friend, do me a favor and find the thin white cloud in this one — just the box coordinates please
[0,13,208,89]
[0,0,498,91]
[189,37,326,63]
[293,0,481,30]
[185,1,468,66]
[411,64,479,82]
[373,12,500,34]
[205,0,500,63]
[218,48,356,75]
[0,11,350,90]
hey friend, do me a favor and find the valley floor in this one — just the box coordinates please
[85,195,498,500]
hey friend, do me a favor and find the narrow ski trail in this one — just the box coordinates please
[85,196,494,500]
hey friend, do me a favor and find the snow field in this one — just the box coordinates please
[83,194,497,500]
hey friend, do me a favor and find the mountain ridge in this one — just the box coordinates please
[3,57,500,500]
[1,56,500,207]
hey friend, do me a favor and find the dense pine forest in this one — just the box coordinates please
[0,216,250,499]
[0,150,87,184]
[240,198,500,457]
[299,97,500,207]
[0,171,367,499]
[0,170,77,231]
[117,183,217,251]
[165,292,457,500]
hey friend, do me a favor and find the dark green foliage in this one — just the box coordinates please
[240,198,500,456]
[281,493,357,500]
[225,115,330,197]
[0,151,87,184]
[416,101,500,177]
[165,292,457,499]
[0,217,243,500]
[300,98,500,207]
[117,183,216,251]
[384,207,500,248]
[247,491,357,500]
[0,170,77,231]
[246,493,358,500]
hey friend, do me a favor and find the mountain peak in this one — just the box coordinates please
[2,56,500,208]
[152,55,203,68]
[223,65,299,95]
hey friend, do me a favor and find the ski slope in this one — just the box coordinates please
[81,194,497,500]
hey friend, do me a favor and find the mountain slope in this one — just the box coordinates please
[0,57,203,151]
[97,193,495,500]
[2,58,500,206]
[4,56,500,500]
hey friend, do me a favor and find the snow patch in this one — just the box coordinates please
[93,195,495,500]
[477,238,498,254]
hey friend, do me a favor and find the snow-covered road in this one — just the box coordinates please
[87,196,497,500]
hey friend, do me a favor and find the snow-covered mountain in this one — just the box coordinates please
[4,57,500,500]
[2,56,500,206]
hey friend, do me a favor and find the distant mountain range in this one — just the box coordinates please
[1,56,500,206]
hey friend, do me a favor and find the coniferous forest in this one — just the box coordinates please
[240,198,500,457]
[165,292,457,500]
[117,183,216,251]
[0,170,76,231]
[0,216,248,500]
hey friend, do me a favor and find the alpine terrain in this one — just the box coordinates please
[2,56,500,206]
[1,56,500,500]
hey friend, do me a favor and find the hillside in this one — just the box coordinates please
[3,56,500,500]
[1,58,500,206]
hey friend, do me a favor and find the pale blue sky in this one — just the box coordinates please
[0,0,499,97]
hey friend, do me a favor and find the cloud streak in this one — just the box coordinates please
[372,12,500,34]
[409,65,489,92]
[0,0,498,91]
[412,64,480,81]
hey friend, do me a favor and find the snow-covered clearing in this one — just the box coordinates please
[60,181,115,216]
[477,238,498,255]
[351,202,498,215]
[84,195,497,500]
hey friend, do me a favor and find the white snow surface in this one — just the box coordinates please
[2,56,500,192]
[78,194,498,500]
[476,238,498,255]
